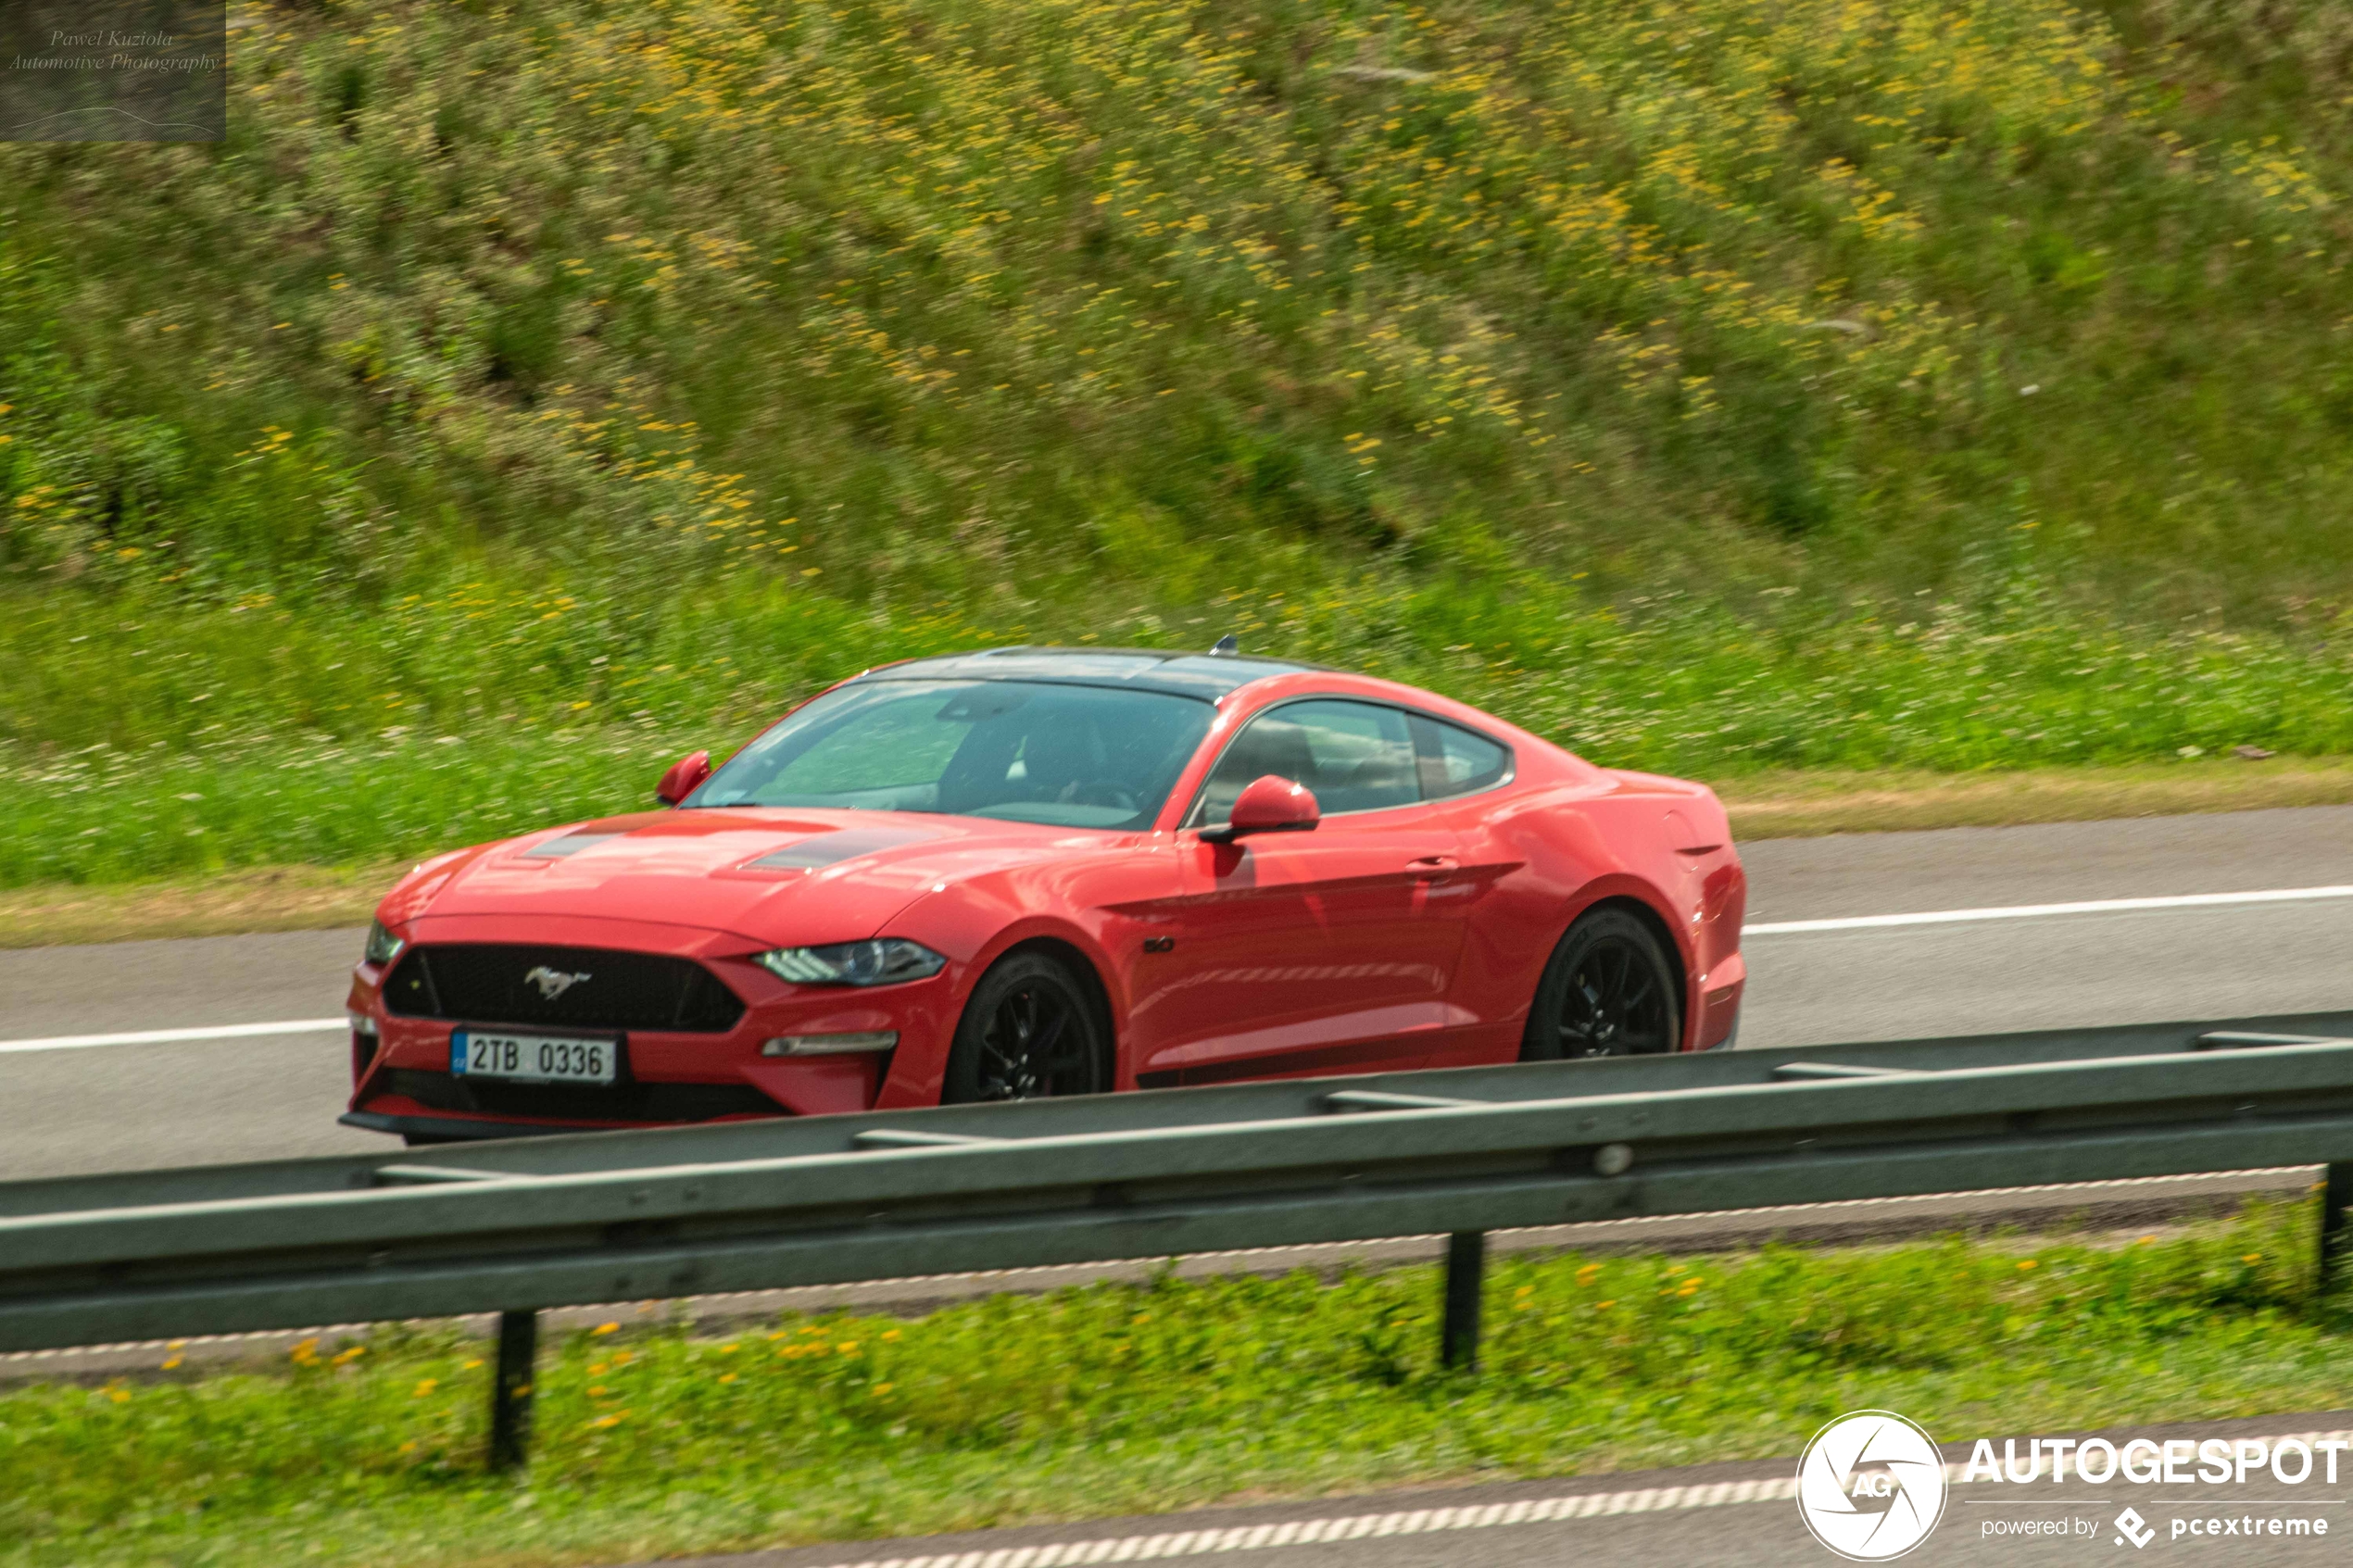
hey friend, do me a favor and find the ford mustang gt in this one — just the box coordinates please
[342,645,1746,1143]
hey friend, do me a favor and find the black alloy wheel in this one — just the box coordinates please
[1520,908,1682,1060]
[943,951,1110,1103]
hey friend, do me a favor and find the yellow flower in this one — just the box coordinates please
[2017,1260,2038,1271]
[592,1323,620,1336]
[412,1379,438,1398]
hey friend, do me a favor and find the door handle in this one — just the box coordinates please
[1408,855,1458,873]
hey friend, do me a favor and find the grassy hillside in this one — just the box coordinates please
[5,0,2353,881]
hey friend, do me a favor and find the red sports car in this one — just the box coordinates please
[342,645,1747,1144]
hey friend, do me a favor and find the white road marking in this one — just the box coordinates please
[8,883,2352,1052]
[0,1018,346,1055]
[1745,884,2353,936]
[788,1428,2353,1566]
[748,1480,1809,1567]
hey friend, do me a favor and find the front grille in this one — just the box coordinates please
[384,945,745,1033]
[371,1068,784,1124]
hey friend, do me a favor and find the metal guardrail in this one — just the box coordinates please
[7,1009,2353,1470]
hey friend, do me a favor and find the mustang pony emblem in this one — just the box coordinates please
[522,965,591,1001]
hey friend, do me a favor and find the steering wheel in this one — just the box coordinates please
[1064,780,1139,812]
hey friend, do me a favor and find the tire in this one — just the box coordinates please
[1520,908,1682,1060]
[942,950,1111,1103]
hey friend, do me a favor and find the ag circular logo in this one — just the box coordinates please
[1796,1410,1949,1561]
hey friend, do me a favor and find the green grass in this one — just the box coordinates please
[3,1204,2347,1567]
[9,0,2353,880]
[10,561,2353,884]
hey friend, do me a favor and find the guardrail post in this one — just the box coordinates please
[1441,1231,1485,1371]
[488,1310,538,1472]
[2322,1165,2353,1297]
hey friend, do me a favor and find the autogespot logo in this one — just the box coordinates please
[1797,1411,1951,1561]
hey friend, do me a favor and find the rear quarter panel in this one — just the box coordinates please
[1448,767,1745,1054]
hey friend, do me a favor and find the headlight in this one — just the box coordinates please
[752,938,946,986]
[364,920,406,966]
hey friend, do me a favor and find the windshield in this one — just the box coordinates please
[686,680,1215,830]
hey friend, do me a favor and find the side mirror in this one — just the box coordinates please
[656,749,711,806]
[1201,774,1319,844]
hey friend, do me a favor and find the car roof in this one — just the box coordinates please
[847,645,1328,700]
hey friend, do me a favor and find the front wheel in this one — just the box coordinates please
[1520,909,1682,1060]
[942,951,1111,1103]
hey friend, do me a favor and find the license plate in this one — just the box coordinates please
[450,1030,618,1085]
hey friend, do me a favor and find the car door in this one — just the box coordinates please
[1129,698,1474,1084]
[1402,711,1531,1067]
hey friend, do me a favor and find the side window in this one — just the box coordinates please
[1194,700,1420,823]
[1410,715,1513,801]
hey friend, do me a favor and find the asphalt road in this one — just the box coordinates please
[12,807,2353,1568]
[656,1410,2353,1568]
[4,804,2353,1180]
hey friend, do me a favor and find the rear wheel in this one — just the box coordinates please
[942,951,1110,1103]
[1520,909,1681,1060]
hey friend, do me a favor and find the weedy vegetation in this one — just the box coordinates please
[1,1204,2343,1567]
[6,0,2353,880]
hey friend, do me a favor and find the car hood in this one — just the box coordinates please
[384,809,1116,949]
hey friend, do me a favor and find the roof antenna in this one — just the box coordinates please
[1208,634,1239,657]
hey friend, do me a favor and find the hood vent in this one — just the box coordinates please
[521,832,626,859]
[745,826,939,872]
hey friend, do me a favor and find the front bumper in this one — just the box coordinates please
[345,947,961,1136]
[339,1109,592,1142]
